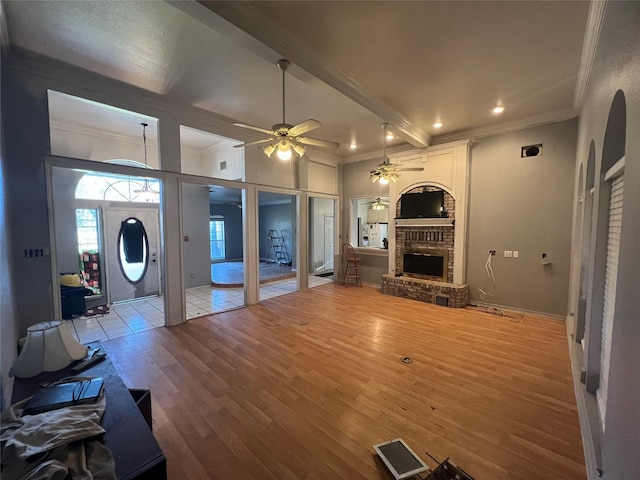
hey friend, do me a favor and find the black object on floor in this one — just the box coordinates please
[60,285,93,319]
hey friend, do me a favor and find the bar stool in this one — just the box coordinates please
[341,243,362,287]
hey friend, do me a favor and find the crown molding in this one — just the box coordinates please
[573,1,607,111]
[50,120,143,145]
[432,108,578,144]
[191,0,431,149]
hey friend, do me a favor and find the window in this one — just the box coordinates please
[117,217,149,284]
[210,216,225,261]
[75,161,160,203]
[76,208,102,294]
[76,208,99,252]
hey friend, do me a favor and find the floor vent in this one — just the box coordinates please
[373,438,428,480]
[435,296,449,307]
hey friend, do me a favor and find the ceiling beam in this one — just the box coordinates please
[189,0,431,149]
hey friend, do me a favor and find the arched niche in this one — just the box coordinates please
[584,90,626,407]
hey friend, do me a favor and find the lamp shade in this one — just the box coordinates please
[10,321,87,378]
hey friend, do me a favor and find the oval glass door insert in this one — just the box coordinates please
[117,217,149,284]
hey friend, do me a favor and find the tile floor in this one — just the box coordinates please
[69,275,333,342]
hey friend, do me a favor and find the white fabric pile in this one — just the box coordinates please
[1,395,116,480]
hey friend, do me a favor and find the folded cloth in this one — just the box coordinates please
[1,395,116,480]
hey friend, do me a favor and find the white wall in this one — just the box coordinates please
[201,143,244,180]
[51,124,160,168]
[180,147,204,176]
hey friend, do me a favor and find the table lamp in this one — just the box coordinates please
[10,321,88,378]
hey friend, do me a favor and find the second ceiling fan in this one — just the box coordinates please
[233,59,339,160]
[370,123,424,184]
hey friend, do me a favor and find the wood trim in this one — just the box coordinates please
[573,1,608,111]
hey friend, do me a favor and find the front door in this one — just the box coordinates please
[104,207,160,303]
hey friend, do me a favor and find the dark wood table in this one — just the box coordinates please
[11,343,167,480]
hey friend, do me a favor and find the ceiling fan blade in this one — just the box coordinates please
[233,138,274,148]
[298,136,340,149]
[289,119,322,137]
[232,122,274,136]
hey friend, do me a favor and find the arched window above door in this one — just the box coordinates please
[74,160,160,203]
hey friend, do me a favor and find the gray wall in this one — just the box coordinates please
[466,119,578,315]
[569,3,640,478]
[210,203,243,261]
[182,183,212,288]
[0,148,18,409]
[259,202,295,265]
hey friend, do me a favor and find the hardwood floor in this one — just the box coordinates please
[103,284,585,480]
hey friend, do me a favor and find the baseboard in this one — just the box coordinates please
[467,300,566,321]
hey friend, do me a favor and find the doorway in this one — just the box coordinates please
[309,196,336,285]
[103,207,160,303]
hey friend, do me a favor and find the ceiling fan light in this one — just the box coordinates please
[263,144,276,157]
[293,143,306,157]
[378,176,390,185]
[277,140,292,160]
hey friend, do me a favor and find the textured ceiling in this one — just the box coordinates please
[3,0,590,160]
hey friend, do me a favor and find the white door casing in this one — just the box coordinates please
[104,207,160,303]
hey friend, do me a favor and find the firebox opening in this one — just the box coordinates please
[400,247,448,282]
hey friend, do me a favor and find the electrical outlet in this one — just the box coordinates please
[513,250,519,258]
[504,250,513,258]
[489,250,496,256]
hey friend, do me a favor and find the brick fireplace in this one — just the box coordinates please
[382,141,471,307]
[394,186,455,283]
[382,184,468,307]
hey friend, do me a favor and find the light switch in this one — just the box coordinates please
[513,251,519,258]
[504,250,513,258]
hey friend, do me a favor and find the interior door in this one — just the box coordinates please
[324,215,334,271]
[104,207,160,303]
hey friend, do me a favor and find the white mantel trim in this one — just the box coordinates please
[388,141,471,284]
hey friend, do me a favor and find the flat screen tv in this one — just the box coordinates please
[400,190,444,218]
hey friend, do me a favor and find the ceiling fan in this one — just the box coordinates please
[370,123,424,184]
[232,59,339,160]
[368,197,389,211]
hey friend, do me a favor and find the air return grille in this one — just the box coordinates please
[373,438,428,479]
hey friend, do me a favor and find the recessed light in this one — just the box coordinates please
[433,122,442,128]
[349,143,357,149]
[492,106,505,114]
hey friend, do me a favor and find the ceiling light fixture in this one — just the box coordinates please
[232,59,340,161]
[492,105,505,114]
[386,132,394,140]
[370,197,389,211]
[133,122,159,201]
[370,123,423,184]
[350,143,357,150]
[433,122,443,128]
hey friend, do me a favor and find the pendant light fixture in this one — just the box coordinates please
[133,122,159,201]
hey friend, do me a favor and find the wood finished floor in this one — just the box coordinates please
[103,284,585,480]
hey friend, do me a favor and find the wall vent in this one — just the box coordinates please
[220,161,227,170]
[435,296,449,307]
[521,144,543,157]
[373,439,428,480]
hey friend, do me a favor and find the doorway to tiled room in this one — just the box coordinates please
[258,190,299,300]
